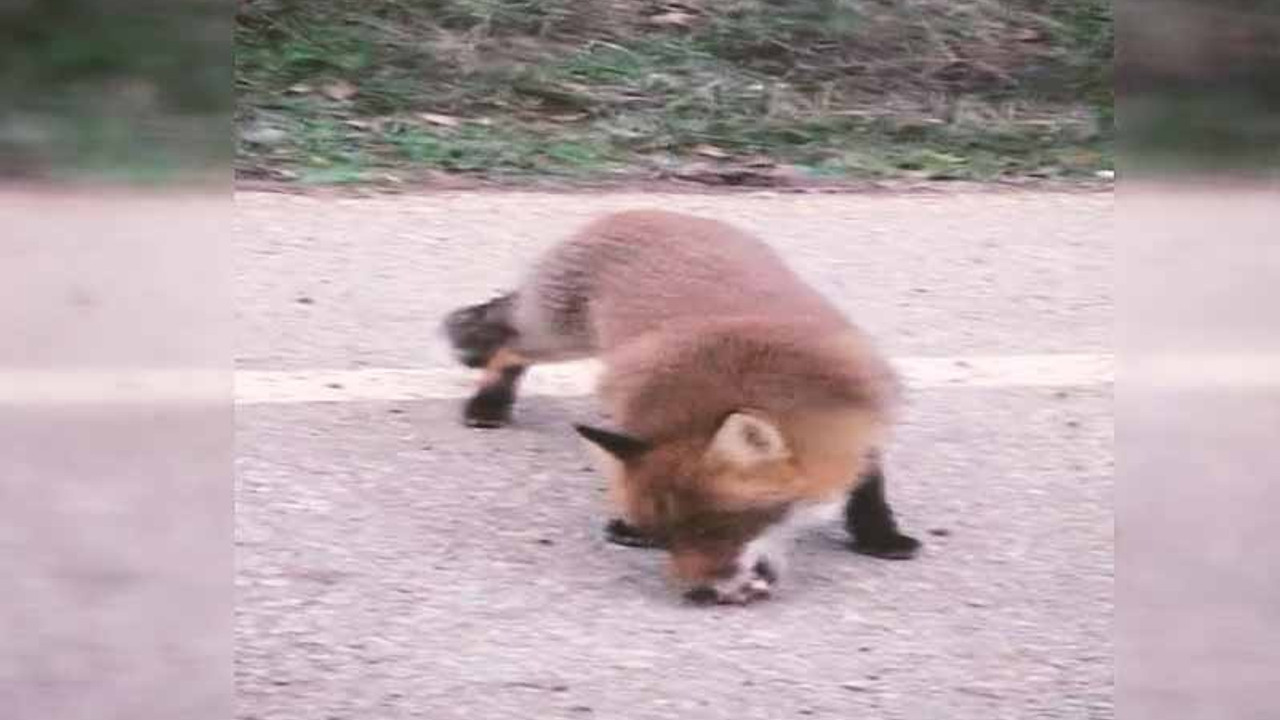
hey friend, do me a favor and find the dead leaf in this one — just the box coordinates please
[417,112,461,128]
[648,11,696,27]
[674,162,799,187]
[322,80,358,101]
[241,124,288,146]
[692,143,730,159]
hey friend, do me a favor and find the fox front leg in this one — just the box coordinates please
[844,455,921,560]
[463,354,526,428]
[603,518,666,549]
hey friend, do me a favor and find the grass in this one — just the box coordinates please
[235,0,1114,183]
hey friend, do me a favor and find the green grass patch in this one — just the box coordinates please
[235,0,1114,184]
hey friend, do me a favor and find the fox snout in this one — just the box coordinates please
[673,546,782,606]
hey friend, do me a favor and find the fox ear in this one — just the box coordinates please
[574,424,651,461]
[707,412,790,468]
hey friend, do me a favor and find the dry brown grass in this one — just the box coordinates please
[235,0,1113,182]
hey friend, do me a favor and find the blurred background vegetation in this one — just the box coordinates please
[234,0,1114,184]
[1119,0,1280,174]
[0,0,229,182]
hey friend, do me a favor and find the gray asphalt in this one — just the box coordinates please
[3,194,230,720]
[233,190,1114,720]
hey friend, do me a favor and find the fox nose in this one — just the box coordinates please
[675,558,741,605]
[671,552,738,585]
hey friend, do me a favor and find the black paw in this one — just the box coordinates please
[850,533,921,560]
[604,518,665,549]
[683,586,721,606]
[463,392,513,428]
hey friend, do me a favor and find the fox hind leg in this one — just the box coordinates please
[463,350,527,428]
[443,294,527,428]
[442,293,517,369]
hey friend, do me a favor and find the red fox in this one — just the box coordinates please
[443,210,919,604]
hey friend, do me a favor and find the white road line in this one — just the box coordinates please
[236,353,1116,404]
[16,351,1279,405]
[0,353,1112,406]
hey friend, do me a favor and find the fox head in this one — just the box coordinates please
[576,410,852,602]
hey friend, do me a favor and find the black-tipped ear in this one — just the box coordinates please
[573,424,651,460]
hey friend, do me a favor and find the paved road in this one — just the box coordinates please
[233,190,1114,720]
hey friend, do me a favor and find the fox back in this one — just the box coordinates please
[509,210,852,359]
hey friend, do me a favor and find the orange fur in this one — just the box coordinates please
[502,210,901,593]
[479,347,526,387]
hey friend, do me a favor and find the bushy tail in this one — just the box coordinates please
[441,292,518,368]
